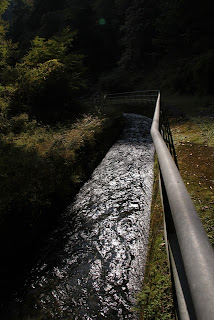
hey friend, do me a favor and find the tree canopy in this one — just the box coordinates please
[0,0,212,121]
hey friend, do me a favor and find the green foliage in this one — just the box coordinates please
[10,113,37,133]
[0,111,123,259]
[20,27,77,67]
[13,59,67,114]
[0,1,9,68]
[0,107,124,313]
[0,105,11,134]
[0,112,122,218]
[0,0,10,16]
[0,0,19,86]
[11,28,86,120]
[7,0,214,96]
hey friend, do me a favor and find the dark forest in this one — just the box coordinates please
[0,1,213,319]
[1,0,213,122]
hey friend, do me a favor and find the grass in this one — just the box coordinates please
[0,105,124,305]
[0,113,122,223]
[136,157,175,320]
[167,95,214,246]
[171,124,214,247]
[138,94,214,319]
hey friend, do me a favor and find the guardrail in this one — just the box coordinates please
[151,92,214,320]
[101,90,214,319]
[104,90,159,104]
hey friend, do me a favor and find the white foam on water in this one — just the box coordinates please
[13,114,155,320]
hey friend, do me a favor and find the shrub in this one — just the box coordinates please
[10,113,37,134]
[10,28,86,121]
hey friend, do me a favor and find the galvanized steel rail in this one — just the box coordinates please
[104,90,158,104]
[151,92,214,320]
[102,90,214,319]
[93,89,214,318]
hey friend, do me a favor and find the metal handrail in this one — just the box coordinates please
[105,90,159,97]
[92,89,213,318]
[103,91,159,105]
[151,92,214,320]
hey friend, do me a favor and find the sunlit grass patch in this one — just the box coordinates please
[163,94,214,146]
[171,118,214,147]
[171,130,214,246]
[2,113,104,155]
[170,107,214,246]
[190,116,214,146]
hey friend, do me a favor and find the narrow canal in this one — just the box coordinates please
[5,114,155,320]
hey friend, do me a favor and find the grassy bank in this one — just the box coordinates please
[0,113,123,225]
[0,106,124,304]
[138,95,214,319]
[136,157,175,320]
[166,95,214,246]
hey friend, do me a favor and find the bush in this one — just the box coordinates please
[12,59,68,114]
[10,113,37,134]
[10,29,86,121]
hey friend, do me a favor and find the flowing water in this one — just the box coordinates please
[6,114,155,320]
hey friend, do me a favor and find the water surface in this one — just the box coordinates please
[8,114,155,320]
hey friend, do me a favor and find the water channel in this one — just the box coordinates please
[6,114,155,320]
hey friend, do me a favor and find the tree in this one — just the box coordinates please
[0,0,18,86]
[0,0,10,16]
[0,0,10,67]
[9,0,34,48]
[119,0,145,70]
[114,0,129,16]
[12,28,86,120]
[153,0,214,94]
